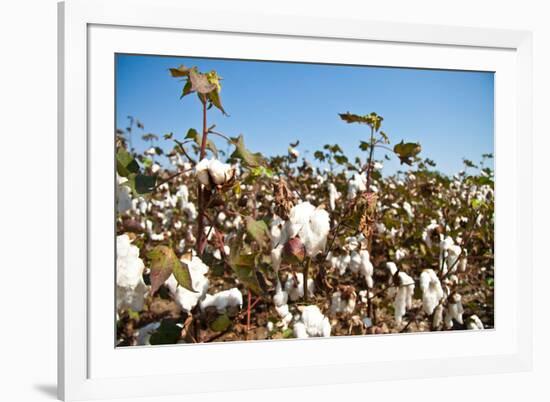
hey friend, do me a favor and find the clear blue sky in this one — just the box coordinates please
[116,54,494,175]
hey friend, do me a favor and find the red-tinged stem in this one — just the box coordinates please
[196,99,208,256]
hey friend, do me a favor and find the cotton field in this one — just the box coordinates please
[115,65,494,346]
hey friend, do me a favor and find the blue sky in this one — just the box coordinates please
[116,54,494,175]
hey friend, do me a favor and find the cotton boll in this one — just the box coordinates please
[386,262,398,276]
[166,255,210,312]
[275,303,292,324]
[285,273,315,302]
[195,159,211,187]
[182,201,197,220]
[444,293,464,329]
[328,183,341,211]
[200,288,243,313]
[304,208,330,257]
[136,322,161,346]
[420,269,444,315]
[285,202,315,238]
[285,202,330,257]
[116,175,132,214]
[349,251,361,274]
[288,147,300,158]
[149,233,165,242]
[338,254,351,275]
[176,185,190,204]
[395,248,408,261]
[270,216,287,248]
[446,244,462,273]
[346,236,361,251]
[458,250,468,272]
[116,234,147,312]
[358,250,374,288]
[331,291,357,314]
[347,173,367,200]
[467,315,485,330]
[273,283,289,308]
[439,236,457,274]
[207,159,232,185]
[293,322,309,338]
[212,245,230,260]
[402,201,414,219]
[271,245,283,273]
[297,305,331,337]
[394,272,415,324]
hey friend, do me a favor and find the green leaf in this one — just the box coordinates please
[339,112,383,131]
[339,112,371,124]
[282,328,294,338]
[169,65,192,77]
[185,128,218,158]
[230,134,265,168]
[246,217,270,248]
[393,141,422,165]
[147,246,184,295]
[181,80,193,99]
[116,149,140,177]
[207,90,227,115]
[142,158,153,169]
[174,257,197,293]
[359,141,370,152]
[149,319,181,345]
[228,252,262,295]
[379,131,390,144]
[313,151,325,161]
[250,166,273,178]
[131,174,157,195]
[210,314,232,332]
[232,181,242,196]
[334,155,348,165]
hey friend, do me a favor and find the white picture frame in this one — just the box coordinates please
[58,0,533,400]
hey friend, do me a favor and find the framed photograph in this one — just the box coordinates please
[58,0,533,400]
